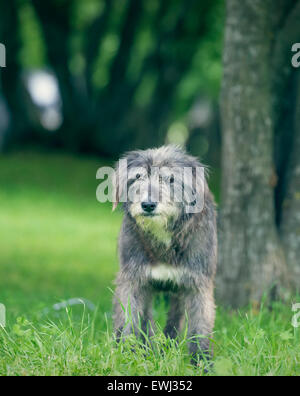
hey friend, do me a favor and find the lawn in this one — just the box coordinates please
[0,150,299,376]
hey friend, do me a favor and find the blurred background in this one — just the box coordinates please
[0,0,223,166]
[0,0,223,321]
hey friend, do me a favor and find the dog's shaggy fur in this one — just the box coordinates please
[113,145,217,363]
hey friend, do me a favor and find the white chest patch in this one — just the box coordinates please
[148,264,183,283]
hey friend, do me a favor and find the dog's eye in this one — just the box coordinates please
[170,176,175,184]
[136,173,141,180]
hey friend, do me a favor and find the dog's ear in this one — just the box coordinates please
[183,159,207,214]
[193,161,207,212]
[112,158,128,211]
[113,150,146,211]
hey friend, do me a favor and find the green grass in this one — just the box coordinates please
[0,150,299,376]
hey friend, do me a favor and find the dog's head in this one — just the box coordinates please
[113,145,206,230]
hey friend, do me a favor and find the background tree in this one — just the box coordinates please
[218,0,300,306]
[0,0,33,148]
[0,0,223,160]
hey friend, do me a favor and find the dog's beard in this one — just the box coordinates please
[136,215,172,246]
[130,202,180,247]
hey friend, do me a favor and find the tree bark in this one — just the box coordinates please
[218,0,287,307]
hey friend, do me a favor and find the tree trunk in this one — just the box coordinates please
[218,0,287,307]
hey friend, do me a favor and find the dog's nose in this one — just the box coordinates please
[141,201,157,213]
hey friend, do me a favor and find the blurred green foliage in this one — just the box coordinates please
[17,0,224,116]
[0,0,224,168]
[18,1,46,68]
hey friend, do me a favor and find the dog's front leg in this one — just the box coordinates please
[184,285,215,366]
[113,280,153,340]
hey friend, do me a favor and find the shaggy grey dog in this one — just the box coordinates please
[112,145,217,364]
